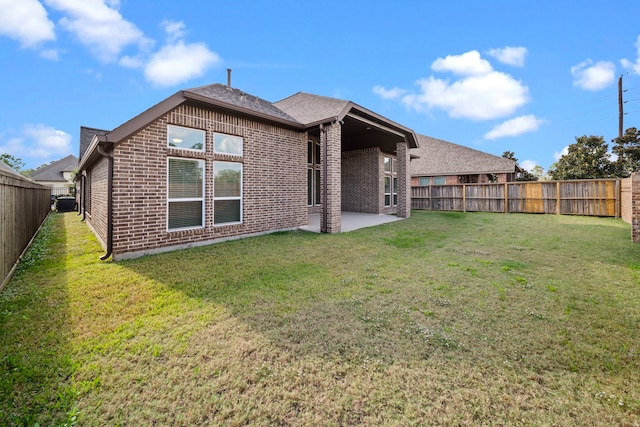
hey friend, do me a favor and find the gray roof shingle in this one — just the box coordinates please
[274,92,350,125]
[31,154,79,182]
[411,135,517,176]
[185,84,302,124]
[80,126,108,161]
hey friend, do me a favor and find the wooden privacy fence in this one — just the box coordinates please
[411,179,620,217]
[1,168,52,290]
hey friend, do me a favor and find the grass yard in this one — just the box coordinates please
[1,211,639,426]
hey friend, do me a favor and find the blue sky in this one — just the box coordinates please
[1,0,640,172]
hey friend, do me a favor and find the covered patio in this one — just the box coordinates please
[300,212,403,233]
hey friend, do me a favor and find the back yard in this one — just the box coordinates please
[1,211,639,426]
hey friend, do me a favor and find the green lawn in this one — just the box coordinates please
[1,211,639,426]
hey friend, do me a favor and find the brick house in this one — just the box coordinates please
[77,83,418,260]
[411,134,519,186]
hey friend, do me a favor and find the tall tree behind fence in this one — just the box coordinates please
[1,169,51,290]
[412,179,620,217]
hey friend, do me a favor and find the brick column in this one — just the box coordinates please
[632,172,640,242]
[396,141,411,218]
[321,123,342,233]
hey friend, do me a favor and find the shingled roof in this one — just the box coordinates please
[0,160,22,177]
[411,135,517,176]
[31,154,78,182]
[186,84,302,124]
[274,92,351,125]
[80,126,109,161]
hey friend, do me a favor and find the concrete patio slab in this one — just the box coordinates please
[300,212,403,233]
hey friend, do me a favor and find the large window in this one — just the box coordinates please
[214,161,242,225]
[384,156,397,207]
[167,125,205,151]
[168,157,205,230]
[307,140,321,206]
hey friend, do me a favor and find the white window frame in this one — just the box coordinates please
[167,124,206,152]
[384,156,397,207]
[167,157,205,231]
[213,161,243,226]
[213,132,243,156]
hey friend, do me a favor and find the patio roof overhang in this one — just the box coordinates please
[305,104,419,154]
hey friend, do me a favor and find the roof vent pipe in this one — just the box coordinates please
[227,68,232,88]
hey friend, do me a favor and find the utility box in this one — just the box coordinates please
[56,196,76,212]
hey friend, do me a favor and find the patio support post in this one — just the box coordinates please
[396,141,411,218]
[320,122,342,233]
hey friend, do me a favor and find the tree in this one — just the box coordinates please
[0,153,25,172]
[501,151,538,181]
[611,127,640,178]
[548,135,615,180]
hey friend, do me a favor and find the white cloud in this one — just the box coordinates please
[484,115,544,140]
[372,85,407,100]
[487,46,528,67]
[44,0,152,62]
[402,72,529,120]
[431,50,493,76]
[571,59,616,91]
[144,41,220,87]
[162,20,186,43]
[519,160,537,172]
[621,35,640,74]
[554,146,569,161]
[0,124,72,166]
[0,0,55,47]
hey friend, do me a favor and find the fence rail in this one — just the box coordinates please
[1,169,51,289]
[411,179,620,217]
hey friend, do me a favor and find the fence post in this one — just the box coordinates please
[504,182,508,213]
[632,174,638,240]
[556,181,560,215]
[462,184,466,212]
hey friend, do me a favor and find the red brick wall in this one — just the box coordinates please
[100,104,307,259]
[341,147,381,213]
[86,158,109,249]
[321,123,342,233]
[396,142,410,218]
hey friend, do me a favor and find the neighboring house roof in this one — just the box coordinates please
[411,135,517,176]
[80,126,108,161]
[31,154,78,182]
[0,160,22,177]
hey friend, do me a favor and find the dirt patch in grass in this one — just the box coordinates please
[1,211,639,425]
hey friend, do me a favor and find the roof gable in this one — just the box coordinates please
[185,84,302,124]
[31,154,79,182]
[411,135,516,176]
[274,92,351,125]
[80,126,108,161]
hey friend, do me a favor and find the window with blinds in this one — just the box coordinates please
[167,157,205,230]
[213,161,242,225]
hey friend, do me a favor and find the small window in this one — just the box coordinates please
[167,158,204,230]
[384,157,391,173]
[433,177,446,185]
[168,125,205,151]
[214,161,242,225]
[214,133,243,156]
[419,177,430,186]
